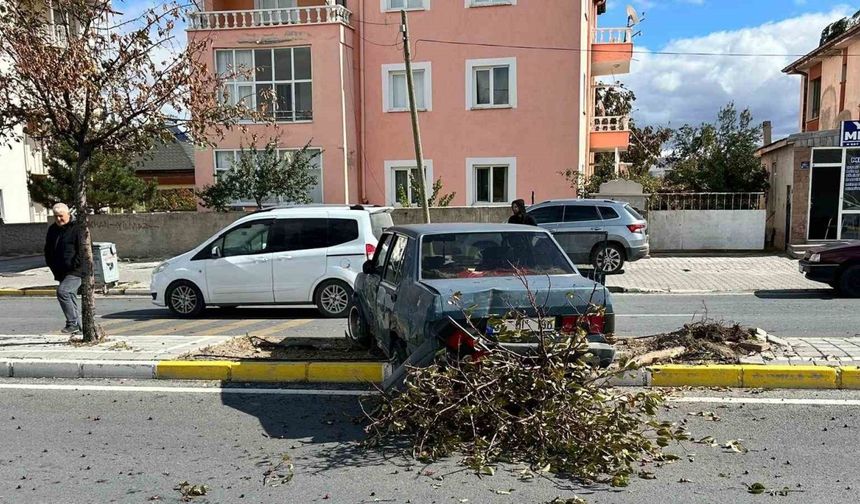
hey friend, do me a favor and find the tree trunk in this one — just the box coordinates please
[75,160,103,343]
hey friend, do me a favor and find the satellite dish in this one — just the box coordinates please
[626,5,640,27]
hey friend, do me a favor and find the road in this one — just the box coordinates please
[0,292,856,339]
[0,379,859,503]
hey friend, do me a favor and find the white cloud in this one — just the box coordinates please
[615,7,852,138]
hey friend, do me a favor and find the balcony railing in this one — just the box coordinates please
[188,5,351,30]
[592,115,630,133]
[592,27,632,44]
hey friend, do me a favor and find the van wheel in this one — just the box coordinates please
[592,243,625,274]
[839,266,860,298]
[166,281,205,318]
[347,302,372,349]
[314,280,353,318]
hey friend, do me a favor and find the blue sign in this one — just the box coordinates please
[841,121,860,147]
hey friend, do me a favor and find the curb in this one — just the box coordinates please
[0,287,150,297]
[607,364,850,390]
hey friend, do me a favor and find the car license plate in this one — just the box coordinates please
[502,318,553,333]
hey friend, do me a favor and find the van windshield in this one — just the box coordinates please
[421,232,575,280]
[370,212,394,239]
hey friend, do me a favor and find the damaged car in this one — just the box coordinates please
[347,224,616,370]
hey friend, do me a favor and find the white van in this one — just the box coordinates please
[150,206,394,318]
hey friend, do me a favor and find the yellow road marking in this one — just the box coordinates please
[247,319,311,338]
[189,318,262,336]
[155,318,220,335]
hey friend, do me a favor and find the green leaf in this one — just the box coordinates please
[747,483,767,495]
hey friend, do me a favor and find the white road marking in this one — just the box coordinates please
[0,383,372,396]
[672,396,860,406]
[617,314,696,318]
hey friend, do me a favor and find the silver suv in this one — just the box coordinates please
[526,199,649,274]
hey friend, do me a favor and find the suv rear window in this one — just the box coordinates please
[370,212,394,239]
[598,206,620,220]
[624,204,645,220]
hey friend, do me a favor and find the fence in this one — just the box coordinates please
[649,192,765,211]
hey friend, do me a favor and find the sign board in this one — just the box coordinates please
[841,121,860,147]
[845,154,860,210]
[800,161,810,170]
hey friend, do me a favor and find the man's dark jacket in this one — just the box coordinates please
[44,221,86,282]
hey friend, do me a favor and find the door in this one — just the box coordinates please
[362,233,394,333]
[271,217,329,302]
[553,204,604,263]
[808,165,842,240]
[784,185,792,250]
[205,220,274,304]
[376,234,408,344]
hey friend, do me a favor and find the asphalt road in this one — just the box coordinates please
[0,292,856,339]
[0,379,859,503]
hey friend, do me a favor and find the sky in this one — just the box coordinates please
[117,0,856,139]
[602,0,857,137]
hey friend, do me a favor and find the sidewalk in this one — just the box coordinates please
[605,255,822,293]
[0,256,156,294]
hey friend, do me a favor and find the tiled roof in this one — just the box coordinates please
[134,138,194,173]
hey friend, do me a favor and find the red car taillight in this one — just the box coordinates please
[627,223,646,233]
[365,243,376,261]
[446,328,476,351]
[559,314,605,334]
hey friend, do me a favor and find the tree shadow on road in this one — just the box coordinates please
[100,306,321,321]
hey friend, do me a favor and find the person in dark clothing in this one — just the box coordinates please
[44,203,84,334]
[508,199,537,226]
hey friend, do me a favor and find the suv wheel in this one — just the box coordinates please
[839,265,860,297]
[346,302,372,348]
[314,280,353,318]
[166,281,205,317]
[593,243,625,274]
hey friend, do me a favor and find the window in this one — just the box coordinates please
[598,206,620,220]
[528,206,564,224]
[385,160,433,206]
[371,213,394,239]
[563,205,600,222]
[384,0,427,10]
[466,58,516,109]
[216,47,312,122]
[623,204,644,220]
[328,219,360,246]
[220,221,272,257]
[214,147,323,204]
[809,77,821,119]
[466,0,515,7]
[373,234,393,271]
[382,62,431,112]
[466,157,516,205]
[270,218,328,252]
[383,235,408,285]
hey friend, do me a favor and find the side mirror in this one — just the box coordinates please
[211,245,221,258]
[362,260,376,275]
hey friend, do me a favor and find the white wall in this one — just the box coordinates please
[649,210,766,251]
[0,131,46,224]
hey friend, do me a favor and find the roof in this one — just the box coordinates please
[253,204,392,214]
[756,129,841,156]
[390,223,547,237]
[134,138,194,173]
[783,22,860,74]
[531,198,626,206]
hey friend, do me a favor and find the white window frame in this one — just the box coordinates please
[465,0,515,7]
[382,62,432,113]
[215,47,313,124]
[213,147,325,204]
[465,57,517,110]
[465,157,516,206]
[384,160,434,206]
[382,0,429,12]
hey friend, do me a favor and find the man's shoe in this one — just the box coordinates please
[60,325,80,334]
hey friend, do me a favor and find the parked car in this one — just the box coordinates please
[150,205,394,317]
[347,223,616,368]
[526,199,649,274]
[798,241,860,297]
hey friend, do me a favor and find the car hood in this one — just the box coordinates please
[806,240,860,259]
[421,275,611,317]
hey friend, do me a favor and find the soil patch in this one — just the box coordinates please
[181,335,384,362]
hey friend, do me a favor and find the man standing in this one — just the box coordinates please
[44,203,85,334]
[508,199,537,226]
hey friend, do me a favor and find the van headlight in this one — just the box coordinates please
[809,253,821,263]
[153,262,169,275]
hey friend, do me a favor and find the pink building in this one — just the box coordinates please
[188,0,633,207]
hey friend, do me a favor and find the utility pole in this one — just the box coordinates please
[400,9,431,224]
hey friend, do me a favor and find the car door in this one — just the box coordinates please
[553,204,603,263]
[361,232,394,333]
[271,217,329,303]
[375,233,409,344]
[204,219,275,304]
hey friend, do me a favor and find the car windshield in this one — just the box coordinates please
[421,232,575,280]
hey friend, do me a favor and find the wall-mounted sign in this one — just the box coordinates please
[841,121,860,147]
[800,161,810,170]
[845,153,860,211]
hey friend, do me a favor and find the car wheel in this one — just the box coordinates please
[839,265,860,298]
[314,280,353,318]
[166,281,205,318]
[592,243,625,274]
[346,302,372,349]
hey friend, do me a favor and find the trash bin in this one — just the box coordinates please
[92,242,119,292]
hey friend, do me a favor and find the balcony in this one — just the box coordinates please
[188,4,351,30]
[590,115,630,152]
[592,27,633,76]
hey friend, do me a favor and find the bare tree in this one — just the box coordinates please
[0,0,254,342]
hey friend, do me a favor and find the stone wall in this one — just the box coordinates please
[0,223,50,256]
